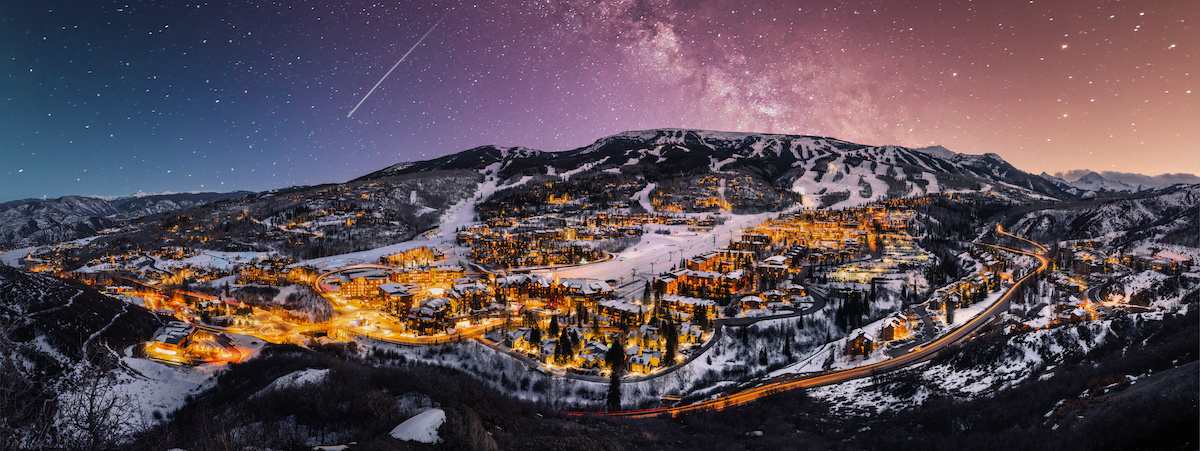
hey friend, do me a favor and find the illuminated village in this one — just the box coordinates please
[13,182,1187,390]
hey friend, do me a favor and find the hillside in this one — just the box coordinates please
[0,265,161,364]
[0,192,250,251]
[1007,184,1200,248]
[56,170,483,263]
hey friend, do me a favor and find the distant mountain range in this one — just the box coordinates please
[0,191,250,250]
[1037,171,1191,197]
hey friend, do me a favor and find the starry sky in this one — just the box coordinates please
[2,0,1197,201]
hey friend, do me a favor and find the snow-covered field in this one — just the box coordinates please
[556,210,782,288]
[0,246,33,267]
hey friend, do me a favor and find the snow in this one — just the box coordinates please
[632,183,656,213]
[389,408,446,443]
[113,357,221,423]
[0,247,34,267]
[947,288,1005,328]
[554,211,777,288]
[254,368,330,397]
[559,156,610,180]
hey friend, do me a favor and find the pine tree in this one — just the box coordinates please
[548,315,560,338]
[606,338,625,411]
[662,319,678,367]
[758,348,768,366]
[555,328,572,365]
[695,305,708,328]
[529,325,541,348]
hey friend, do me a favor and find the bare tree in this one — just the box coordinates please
[0,328,57,451]
[57,361,138,451]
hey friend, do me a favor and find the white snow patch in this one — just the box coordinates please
[389,408,446,443]
[254,368,330,397]
[0,247,34,267]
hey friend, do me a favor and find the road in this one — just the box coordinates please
[575,229,1049,418]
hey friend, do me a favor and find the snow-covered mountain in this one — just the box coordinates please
[1036,170,1197,198]
[1039,171,1143,197]
[0,191,249,250]
[1008,184,1200,248]
[362,129,1073,207]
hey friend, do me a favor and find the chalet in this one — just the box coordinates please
[497,274,553,298]
[557,278,615,304]
[845,332,875,357]
[407,297,451,334]
[379,283,421,316]
[738,295,766,310]
[759,255,790,284]
[761,289,788,304]
[504,328,532,349]
[635,324,661,349]
[578,341,610,368]
[780,282,808,298]
[449,280,492,310]
[878,315,910,341]
[538,340,558,363]
[678,322,704,344]
[628,350,662,373]
[659,294,718,320]
[597,300,647,326]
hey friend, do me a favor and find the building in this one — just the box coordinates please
[339,268,392,298]
[878,315,910,341]
[845,331,875,357]
[148,322,195,358]
[378,283,421,316]
[597,300,647,326]
[557,278,616,306]
[659,294,718,321]
[407,297,451,334]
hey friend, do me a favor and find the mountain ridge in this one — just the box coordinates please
[358,128,1075,205]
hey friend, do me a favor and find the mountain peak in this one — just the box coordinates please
[913,145,957,160]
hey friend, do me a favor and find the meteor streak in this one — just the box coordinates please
[347,12,449,118]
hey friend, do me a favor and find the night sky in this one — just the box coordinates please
[2,0,1196,201]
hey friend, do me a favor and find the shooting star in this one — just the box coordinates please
[347,12,449,118]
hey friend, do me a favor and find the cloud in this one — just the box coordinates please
[1053,170,1200,188]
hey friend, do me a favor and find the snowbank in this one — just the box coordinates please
[252,368,329,398]
[389,408,446,443]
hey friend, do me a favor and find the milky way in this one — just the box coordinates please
[1,0,1196,200]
